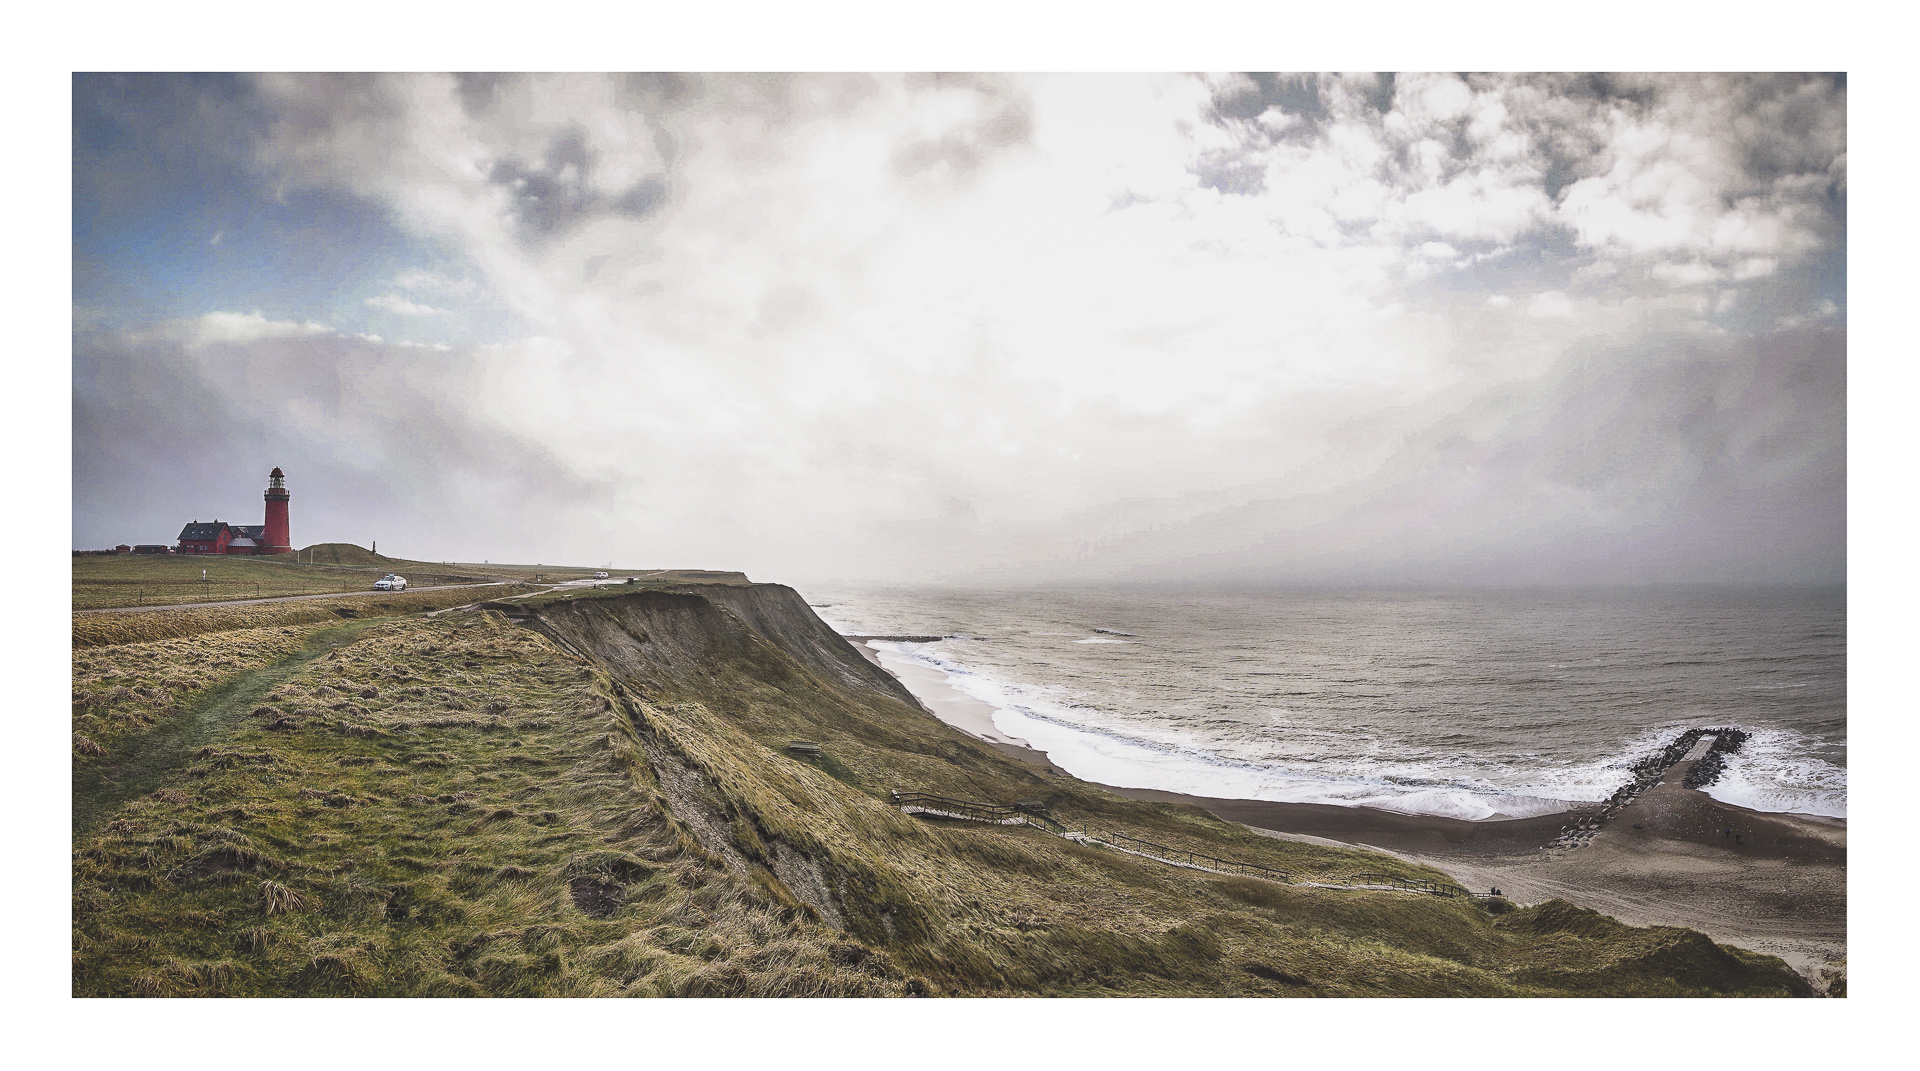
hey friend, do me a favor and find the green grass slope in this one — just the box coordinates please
[70,582,1814,997]
[73,610,906,996]
[296,543,407,567]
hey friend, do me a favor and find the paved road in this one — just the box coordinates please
[73,580,520,615]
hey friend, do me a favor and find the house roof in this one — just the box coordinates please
[233,525,266,539]
[178,521,231,541]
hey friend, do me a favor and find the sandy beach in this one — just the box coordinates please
[848,638,1075,772]
[852,639,1846,986]
[1110,756,1847,984]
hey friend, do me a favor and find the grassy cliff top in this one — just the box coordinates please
[72,545,745,610]
[72,549,487,610]
[492,572,756,610]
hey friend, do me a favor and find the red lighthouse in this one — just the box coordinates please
[263,467,292,553]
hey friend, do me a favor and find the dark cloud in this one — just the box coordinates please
[891,74,1034,186]
[488,126,670,239]
[1561,72,1661,108]
[1211,73,1331,125]
[1194,151,1267,195]
[1093,326,1845,586]
[452,72,510,118]
[618,72,698,107]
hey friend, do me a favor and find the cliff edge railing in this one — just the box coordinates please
[892,791,1065,833]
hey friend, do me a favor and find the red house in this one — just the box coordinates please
[176,468,295,555]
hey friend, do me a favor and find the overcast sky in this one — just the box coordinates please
[72,73,1845,585]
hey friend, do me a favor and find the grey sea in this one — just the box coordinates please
[806,586,1846,822]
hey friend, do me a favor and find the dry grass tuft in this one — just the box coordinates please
[260,880,306,916]
[299,947,379,994]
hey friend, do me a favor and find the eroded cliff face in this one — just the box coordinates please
[514,585,917,707]
[512,584,948,945]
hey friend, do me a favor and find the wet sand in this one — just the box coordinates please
[846,638,1068,772]
[1097,785,1577,855]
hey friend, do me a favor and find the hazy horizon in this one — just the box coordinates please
[74,73,1845,588]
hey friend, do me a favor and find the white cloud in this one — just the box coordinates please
[1650,261,1722,286]
[199,73,1844,582]
[393,269,478,297]
[1527,291,1576,318]
[365,293,450,316]
[183,310,333,345]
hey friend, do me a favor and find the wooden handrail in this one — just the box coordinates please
[1084,828,1291,883]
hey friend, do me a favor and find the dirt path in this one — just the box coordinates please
[75,580,517,615]
[71,619,378,837]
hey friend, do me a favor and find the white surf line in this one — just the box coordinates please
[863,643,1038,750]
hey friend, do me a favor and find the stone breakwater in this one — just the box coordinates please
[1681,729,1753,790]
[1547,727,1751,851]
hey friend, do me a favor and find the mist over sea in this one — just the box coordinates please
[808,586,1847,822]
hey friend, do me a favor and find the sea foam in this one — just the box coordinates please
[875,640,1577,821]
[1698,726,1847,819]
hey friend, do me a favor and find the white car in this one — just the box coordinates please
[373,574,408,591]
[592,571,608,580]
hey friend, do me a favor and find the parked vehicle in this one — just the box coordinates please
[593,571,609,580]
[374,574,408,591]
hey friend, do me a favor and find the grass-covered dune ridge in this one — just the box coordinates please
[72,579,1813,996]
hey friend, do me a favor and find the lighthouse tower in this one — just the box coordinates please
[263,467,292,553]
